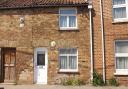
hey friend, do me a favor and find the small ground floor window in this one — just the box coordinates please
[59,48,78,72]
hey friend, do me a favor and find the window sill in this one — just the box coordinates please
[114,69,128,75]
[112,19,128,23]
[114,72,128,75]
[59,28,78,31]
[59,69,78,73]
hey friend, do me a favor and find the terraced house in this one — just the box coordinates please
[0,0,91,84]
[0,0,128,86]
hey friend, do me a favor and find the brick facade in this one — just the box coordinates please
[1,0,127,85]
[0,7,90,84]
[93,0,128,85]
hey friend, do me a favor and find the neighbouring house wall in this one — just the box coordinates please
[93,0,128,85]
[93,0,103,74]
[0,7,90,84]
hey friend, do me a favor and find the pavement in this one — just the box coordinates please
[0,85,128,89]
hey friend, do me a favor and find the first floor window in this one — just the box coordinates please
[115,41,128,74]
[113,0,128,22]
[59,8,77,30]
[59,48,78,72]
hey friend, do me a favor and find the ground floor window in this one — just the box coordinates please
[115,41,128,75]
[59,48,78,72]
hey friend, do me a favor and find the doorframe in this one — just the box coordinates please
[34,48,48,84]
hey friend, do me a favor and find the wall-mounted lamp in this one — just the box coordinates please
[50,41,56,47]
[20,16,25,28]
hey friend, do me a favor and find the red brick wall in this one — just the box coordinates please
[93,0,103,74]
[93,0,128,85]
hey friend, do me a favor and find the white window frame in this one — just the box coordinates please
[59,8,78,30]
[113,0,128,22]
[59,48,78,72]
[114,40,128,75]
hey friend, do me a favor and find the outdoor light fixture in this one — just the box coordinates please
[20,16,25,28]
[50,41,56,47]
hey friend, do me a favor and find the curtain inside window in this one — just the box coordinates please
[60,16,67,27]
[113,0,125,5]
[69,56,77,69]
[69,16,76,27]
[116,57,128,69]
[60,56,67,69]
[113,7,126,18]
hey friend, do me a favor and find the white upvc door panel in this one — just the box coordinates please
[34,48,48,84]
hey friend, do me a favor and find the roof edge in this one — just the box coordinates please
[0,1,88,10]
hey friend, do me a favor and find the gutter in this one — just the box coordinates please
[100,0,106,83]
[88,0,93,81]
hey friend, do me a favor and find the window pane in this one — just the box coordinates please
[69,56,77,69]
[114,7,126,19]
[37,53,45,66]
[69,48,77,54]
[60,56,68,69]
[59,49,66,54]
[60,16,67,27]
[69,16,76,27]
[59,48,77,54]
[115,41,128,53]
[113,7,126,19]
[113,0,125,5]
[116,57,128,69]
[60,9,76,14]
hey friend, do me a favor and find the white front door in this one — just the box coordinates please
[34,48,48,84]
